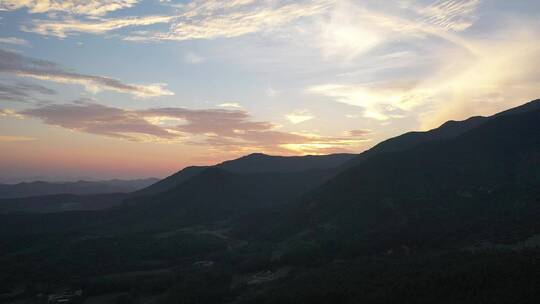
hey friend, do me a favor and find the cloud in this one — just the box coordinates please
[347,129,372,137]
[0,135,35,142]
[304,0,540,127]
[0,37,29,46]
[0,108,24,118]
[0,0,138,17]
[16,0,332,40]
[286,110,314,124]
[217,102,242,108]
[416,0,480,31]
[0,48,173,98]
[0,81,56,102]
[417,25,540,129]
[307,82,424,120]
[124,0,333,42]
[20,103,175,141]
[24,15,174,38]
[19,102,368,154]
[314,1,384,61]
[309,0,481,62]
[266,87,279,98]
[184,51,205,64]
[309,15,540,127]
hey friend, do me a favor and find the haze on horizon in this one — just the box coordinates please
[0,0,539,183]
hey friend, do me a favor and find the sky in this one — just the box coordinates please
[0,0,539,182]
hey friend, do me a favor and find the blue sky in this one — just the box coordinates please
[0,0,539,182]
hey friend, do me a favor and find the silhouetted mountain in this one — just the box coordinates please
[132,153,355,198]
[343,99,540,168]
[122,167,347,230]
[0,178,159,199]
[217,153,356,173]
[271,100,540,254]
[132,166,208,197]
[342,116,486,168]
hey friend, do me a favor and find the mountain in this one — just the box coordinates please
[270,100,540,255]
[0,178,159,199]
[121,153,356,230]
[133,153,355,197]
[123,168,340,229]
[217,153,356,173]
[2,100,540,304]
[343,99,540,168]
[341,116,486,169]
[132,166,208,197]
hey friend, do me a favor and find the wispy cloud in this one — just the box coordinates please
[217,102,243,109]
[417,25,540,129]
[346,129,372,137]
[125,0,333,42]
[19,102,367,154]
[266,87,279,98]
[184,51,205,64]
[24,15,174,38]
[416,0,480,31]
[304,0,539,127]
[0,48,173,98]
[307,82,423,120]
[0,108,24,118]
[308,0,481,63]
[0,81,56,103]
[16,0,333,41]
[286,109,314,124]
[0,135,35,142]
[0,37,29,46]
[0,0,138,17]
[309,17,540,127]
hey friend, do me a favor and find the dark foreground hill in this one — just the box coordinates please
[117,168,342,231]
[133,153,355,197]
[111,153,357,232]
[266,99,540,253]
[341,98,540,168]
[1,100,539,304]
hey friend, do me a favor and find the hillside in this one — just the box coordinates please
[342,99,540,168]
[270,100,540,255]
[133,153,355,197]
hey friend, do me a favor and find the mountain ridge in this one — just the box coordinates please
[266,101,540,254]
[0,178,159,199]
[133,153,356,198]
[342,99,540,168]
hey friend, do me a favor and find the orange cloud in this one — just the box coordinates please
[20,102,369,155]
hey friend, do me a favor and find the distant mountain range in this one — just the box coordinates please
[0,150,355,215]
[0,178,159,199]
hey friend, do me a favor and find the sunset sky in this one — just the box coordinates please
[1,0,539,182]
